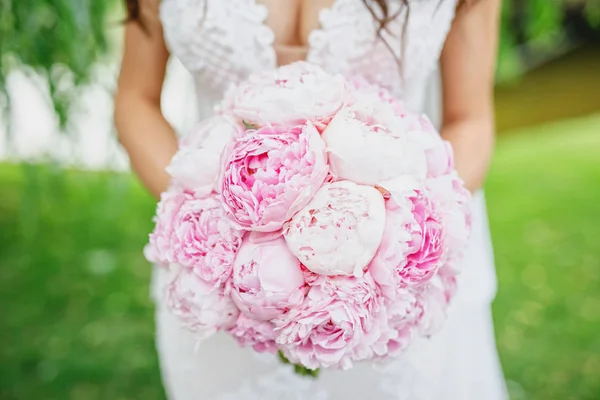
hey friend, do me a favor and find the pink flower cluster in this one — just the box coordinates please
[145,62,472,371]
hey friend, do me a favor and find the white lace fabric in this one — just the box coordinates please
[154,1,508,398]
[160,0,457,118]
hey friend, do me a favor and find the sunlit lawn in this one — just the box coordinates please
[485,113,600,400]
[0,114,599,400]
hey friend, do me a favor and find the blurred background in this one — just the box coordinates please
[1,1,599,399]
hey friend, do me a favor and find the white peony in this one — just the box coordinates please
[166,115,244,197]
[283,181,386,277]
[228,62,347,128]
[165,263,239,339]
[322,106,434,185]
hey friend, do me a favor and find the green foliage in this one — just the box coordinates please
[278,351,321,378]
[0,0,598,124]
[526,0,564,42]
[497,1,524,81]
[1,113,599,398]
[0,0,119,126]
[496,0,600,81]
[584,0,600,26]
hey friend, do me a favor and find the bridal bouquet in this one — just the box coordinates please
[145,62,472,375]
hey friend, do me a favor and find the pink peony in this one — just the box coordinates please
[347,75,406,115]
[426,138,454,179]
[274,273,391,370]
[411,275,450,337]
[145,190,187,266]
[219,123,328,232]
[147,192,243,288]
[437,264,459,302]
[284,181,386,277]
[321,106,431,185]
[167,115,244,197]
[369,181,418,296]
[228,313,277,354]
[425,172,472,261]
[381,291,419,357]
[165,263,239,339]
[300,264,320,286]
[146,193,184,262]
[230,236,306,321]
[370,178,446,291]
[402,191,445,284]
[412,115,455,178]
[228,62,347,128]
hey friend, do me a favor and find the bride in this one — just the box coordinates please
[114,0,507,398]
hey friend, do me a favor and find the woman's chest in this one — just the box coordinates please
[256,0,338,47]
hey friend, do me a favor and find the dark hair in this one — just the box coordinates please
[125,0,140,22]
[125,0,473,72]
[364,0,475,34]
[126,1,473,29]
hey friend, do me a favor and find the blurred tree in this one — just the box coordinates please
[0,0,119,127]
[497,0,600,81]
[0,0,598,127]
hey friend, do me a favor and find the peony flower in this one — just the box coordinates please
[411,275,449,337]
[437,264,459,302]
[300,264,320,286]
[347,75,406,115]
[369,180,418,296]
[228,62,347,128]
[147,192,244,288]
[425,172,472,261]
[173,195,244,286]
[228,313,277,354]
[179,114,244,149]
[274,273,391,370]
[411,115,455,178]
[380,291,419,357]
[167,115,244,197]
[402,191,445,284]
[146,191,188,266]
[321,106,431,185]
[165,263,239,339]
[230,236,306,321]
[370,178,446,291]
[143,242,167,268]
[284,181,386,277]
[219,123,328,232]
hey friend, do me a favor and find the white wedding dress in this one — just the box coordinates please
[152,1,508,398]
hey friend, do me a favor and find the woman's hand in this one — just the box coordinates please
[440,0,502,193]
[114,0,177,199]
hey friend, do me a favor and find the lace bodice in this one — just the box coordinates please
[160,0,458,120]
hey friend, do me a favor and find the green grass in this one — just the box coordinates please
[486,113,600,400]
[1,114,599,399]
[0,166,163,400]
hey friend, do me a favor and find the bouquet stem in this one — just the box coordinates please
[278,351,320,378]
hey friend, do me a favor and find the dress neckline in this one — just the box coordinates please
[250,0,343,67]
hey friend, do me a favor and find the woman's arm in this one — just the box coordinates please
[440,0,502,192]
[114,0,177,198]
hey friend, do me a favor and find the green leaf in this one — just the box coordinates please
[277,350,291,364]
[242,120,259,130]
[278,351,320,378]
[292,364,320,378]
[0,0,120,131]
